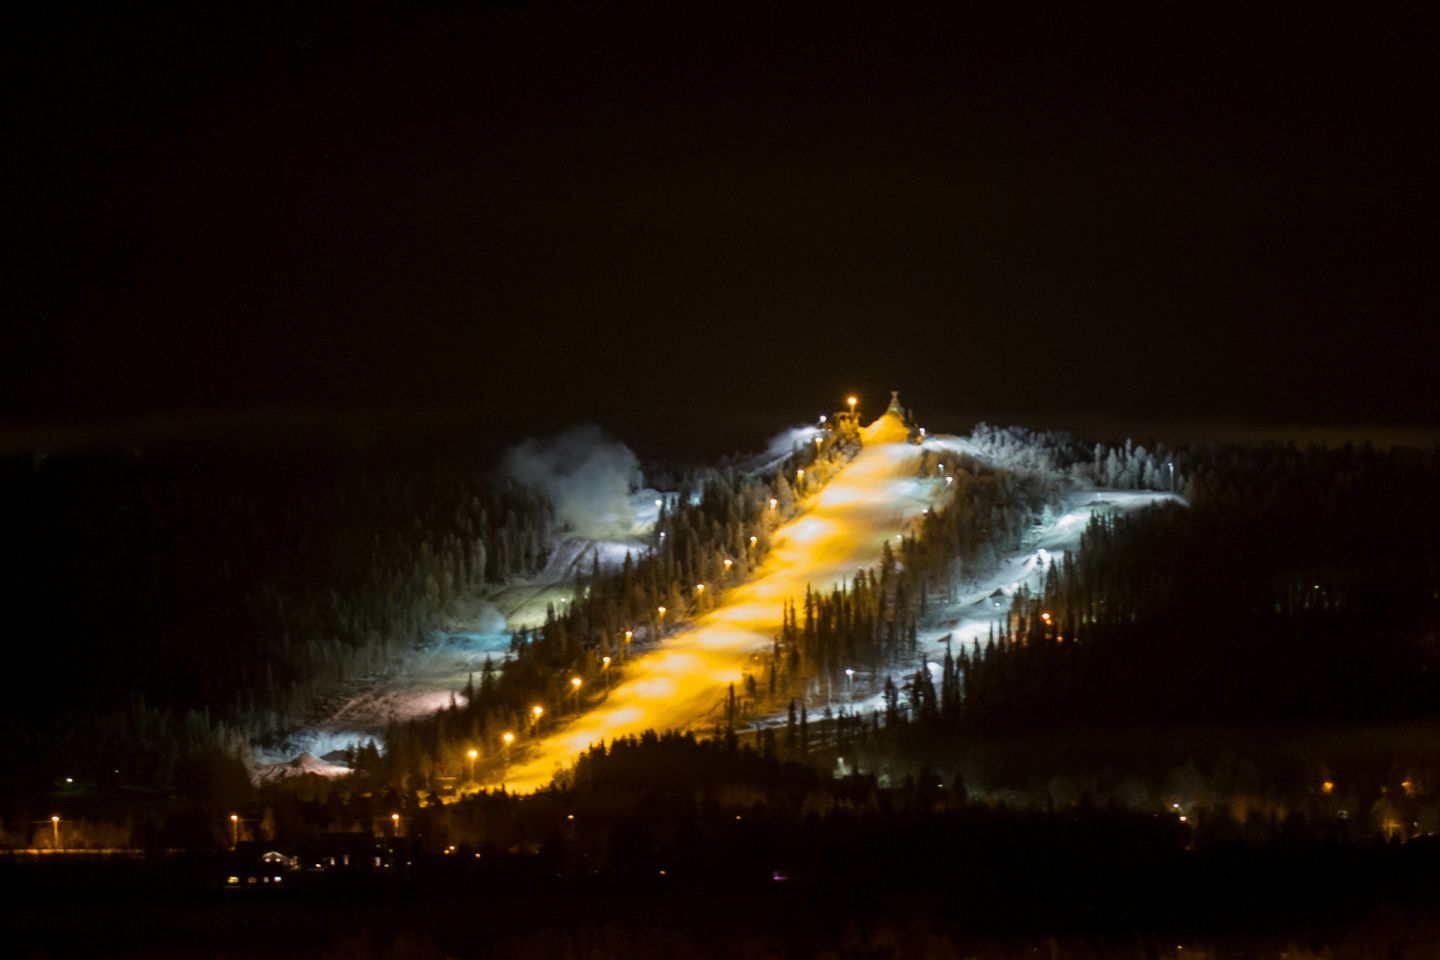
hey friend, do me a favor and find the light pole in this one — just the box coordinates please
[845,667,855,701]
[624,630,633,659]
[390,812,400,836]
[601,656,611,689]
[847,395,857,417]
[467,749,478,783]
[51,815,60,851]
[1167,460,1174,493]
[229,813,239,849]
[570,676,583,708]
[531,704,544,733]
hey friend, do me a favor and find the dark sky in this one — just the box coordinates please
[7,3,1438,451]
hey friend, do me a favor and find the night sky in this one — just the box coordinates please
[8,3,1437,453]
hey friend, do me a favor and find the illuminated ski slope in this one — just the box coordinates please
[502,411,938,791]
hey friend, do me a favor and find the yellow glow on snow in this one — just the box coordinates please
[502,412,934,792]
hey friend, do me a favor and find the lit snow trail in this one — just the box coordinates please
[502,412,936,791]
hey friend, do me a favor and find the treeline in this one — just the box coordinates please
[969,422,1181,492]
[363,422,864,788]
[806,441,1440,820]
[1,439,553,795]
[951,441,1439,733]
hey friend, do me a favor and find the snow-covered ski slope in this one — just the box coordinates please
[257,413,1181,783]
[503,415,1182,790]
[501,412,944,790]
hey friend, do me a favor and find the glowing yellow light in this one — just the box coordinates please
[391,813,399,822]
[532,705,544,717]
[467,749,478,760]
[657,606,666,617]
[624,630,633,640]
[566,814,575,821]
[230,814,238,823]
[1322,780,1334,795]
[602,656,611,665]
[502,732,515,744]
[695,584,704,593]
[749,536,758,546]
[52,815,60,823]
[847,396,857,410]
[723,558,732,569]
[796,469,804,480]
[769,498,778,509]
[570,676,583,689]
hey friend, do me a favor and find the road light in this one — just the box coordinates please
[769,498,777,510]
[845,667,855,700]
[502,731,515,746]
[391,813,400,835]
[601,655,611,689]
[847,396,857,415]
[657,606,666,619]
[229,813,239,848]
[51,815,60,851]
[695,583,704,593]
[723,558,732,572]
[467,748,479,782]
[796,469,804,482]
[749,535,758,548]
[532,705,544,732]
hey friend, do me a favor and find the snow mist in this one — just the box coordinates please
[502,424,643,538]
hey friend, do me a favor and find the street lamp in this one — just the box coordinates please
[467,748,478,783]
[531,705,544,732]
[502,731,515,746]
[391,812,400,835]
[749,535,758,548]
[51,815,60,851]
[657,606,666,619]
[845,667,855,700]
[723,558,732,572]
[229,813,239,848]
[769,498,777,510]
[847,396,857,414]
